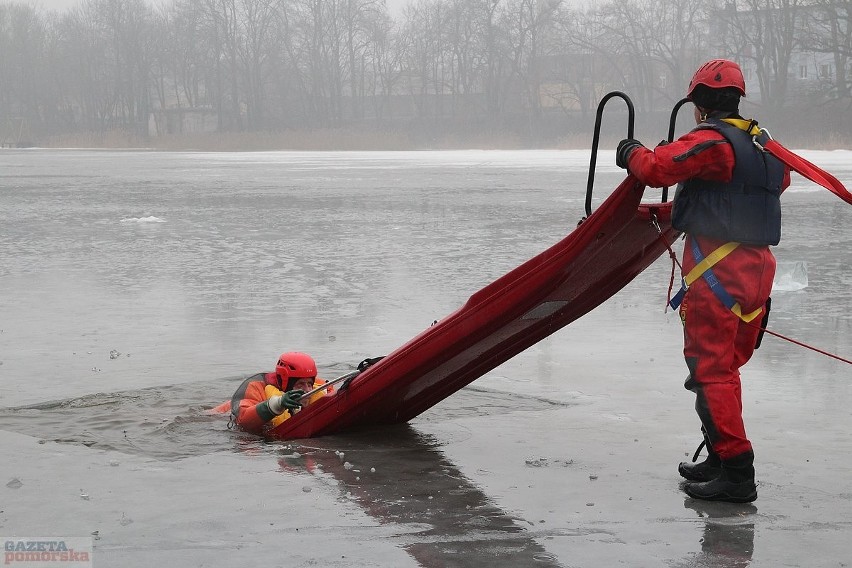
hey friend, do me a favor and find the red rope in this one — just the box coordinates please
[656,224,683,313]
[746,322,852,365]
[665,248,678,313]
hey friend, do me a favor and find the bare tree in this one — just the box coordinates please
[55,3,116,131]
[592,0,677,111]
[399,0,450,121]
[717,0,807,110]
[340,0,385,120]
[482,0,502,114]
[235,0,279,129]
[499,0,561,120]
[284,0,344,126]
[546,7,598,118]
[364,8,403,121]
[442,0,480,116]
[800,0,852,99]
[0,4,49,133]
[155,0,209,112]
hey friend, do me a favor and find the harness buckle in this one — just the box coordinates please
[649,211,662,235]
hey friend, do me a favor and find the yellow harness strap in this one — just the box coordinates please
[731,302,764,323]
[683,241,740,287]
[681,241,764,323]
[720,118,762,136]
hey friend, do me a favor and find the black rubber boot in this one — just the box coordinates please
[678,434,722,482]
[684,451,757,503]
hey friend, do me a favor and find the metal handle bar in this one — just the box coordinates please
[662,97,691,202]
[585,91,634,217]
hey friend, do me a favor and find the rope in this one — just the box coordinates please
[648,216,852,366]
[650,214,683,314]
[745,322,852,365]
[665,246,679,313]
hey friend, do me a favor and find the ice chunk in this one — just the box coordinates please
[773,261,808,292]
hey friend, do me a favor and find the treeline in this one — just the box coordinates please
[0,0,850,147]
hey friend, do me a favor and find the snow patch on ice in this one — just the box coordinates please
[120,216,165,223]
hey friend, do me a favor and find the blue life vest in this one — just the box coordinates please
[671,119,784,245]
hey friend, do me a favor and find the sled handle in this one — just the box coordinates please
[295,370,361,400]
[661,97,691,202]
[586,91,634,217]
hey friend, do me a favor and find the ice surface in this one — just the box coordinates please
[1,148,850,568]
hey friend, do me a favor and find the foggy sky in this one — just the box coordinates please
[2,0,411,14]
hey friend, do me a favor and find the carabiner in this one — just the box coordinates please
[752,127,772,152]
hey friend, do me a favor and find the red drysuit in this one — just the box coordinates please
[627,123,790,460]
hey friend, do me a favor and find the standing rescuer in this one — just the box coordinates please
[615,59,790,503]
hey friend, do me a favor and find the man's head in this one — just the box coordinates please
[687,59,745,114]
[274,352,317,391]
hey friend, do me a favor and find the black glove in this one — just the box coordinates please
[616,138,644,169]
[268,390,305,414]
[283,390,304,409]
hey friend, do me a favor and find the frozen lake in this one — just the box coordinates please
[1,148,851,567]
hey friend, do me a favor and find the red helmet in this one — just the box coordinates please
[687,59,746,98]
[275,352,317,387]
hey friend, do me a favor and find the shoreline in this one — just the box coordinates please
[38,131,852,152]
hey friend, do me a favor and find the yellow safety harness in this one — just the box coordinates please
[671,239,764,322]
[668,118,767,324]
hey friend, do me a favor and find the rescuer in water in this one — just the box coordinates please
[615,59,790,503]
[214,352,333,435]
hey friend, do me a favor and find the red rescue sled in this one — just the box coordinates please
[268,173,679,439]
[269,92,681,440]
